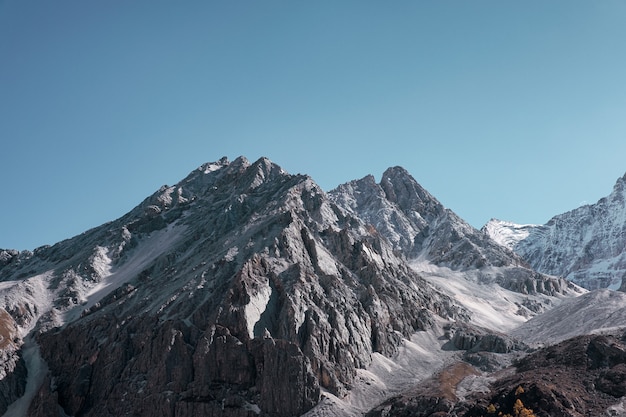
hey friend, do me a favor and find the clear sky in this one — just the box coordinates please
[2,1,626,251]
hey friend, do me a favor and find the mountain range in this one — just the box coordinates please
[0,156,625,417]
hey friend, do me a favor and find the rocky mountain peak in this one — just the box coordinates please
[609,171,626,201]
[197,155,230,174]
[380,166,443,220]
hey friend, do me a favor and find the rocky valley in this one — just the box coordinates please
[1,156,626,417]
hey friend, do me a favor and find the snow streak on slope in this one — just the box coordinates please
[0,272,55,337]
[1,337,48,417]
[64,222,187,323]
[0,273,55,417]
[244,283,272,339]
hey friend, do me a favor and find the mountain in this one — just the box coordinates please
[0,157,581,417]
[329,167,570,295]
[484,173,626,290]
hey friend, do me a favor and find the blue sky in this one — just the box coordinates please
[2,1,626,250]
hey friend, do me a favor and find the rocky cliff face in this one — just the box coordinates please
[484,173,626,290]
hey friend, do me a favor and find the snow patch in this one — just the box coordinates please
[202,162,224,174]
[64,223,187,323]
[411,262,535,332]
[607,398,626,416]
[224,246,239,262]
[2,337,48,417]
[483,219,539,250]
[361,244,384,268]
[244,284,272,339]
[90,246,112,280]
[157,186,175,207]
[512,289,626,346]
[0,272,55,338]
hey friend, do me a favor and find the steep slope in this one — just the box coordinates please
[329,167,516,267]
[0,157,470,417]
[484,173,626,290]
[512,289,626,346]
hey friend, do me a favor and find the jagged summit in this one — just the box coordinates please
[380,166,443,221]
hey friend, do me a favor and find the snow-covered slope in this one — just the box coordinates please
[411,261,579,333]
[484,173,626,290]
[482,219,540,250]
[512,289,626,346]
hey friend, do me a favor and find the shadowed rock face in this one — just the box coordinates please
[0,349,26,415]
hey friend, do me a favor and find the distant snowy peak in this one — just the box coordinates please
[482,219,541,250]
[485,172,626,290]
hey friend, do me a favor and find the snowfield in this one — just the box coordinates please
[410,261,576,333]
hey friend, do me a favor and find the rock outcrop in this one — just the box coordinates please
[367,331,626,417]
[0,347,27,415]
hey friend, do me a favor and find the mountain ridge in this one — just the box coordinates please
[0,156,588,417]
